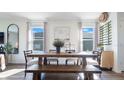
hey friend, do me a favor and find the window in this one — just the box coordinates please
[99,21,112,45]
[82,28,94,51]
[28,22,45,51]
[31,27,44,51]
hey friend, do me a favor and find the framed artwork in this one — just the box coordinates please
[54,26,70,40]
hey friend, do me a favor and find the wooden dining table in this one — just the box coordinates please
[26,52,101,80]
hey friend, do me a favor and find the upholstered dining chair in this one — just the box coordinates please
[86,51,102,78]
[86,51,102,66]
[46,49,59,65]
[23,50,38,78]
[65,49,80,65]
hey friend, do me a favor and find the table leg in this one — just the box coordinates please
[88,73,93,80]
[38,57,42,66]
[44,57,47,65]
[82,57,87,67]
[33,72,41,80]
[84,73,88,80]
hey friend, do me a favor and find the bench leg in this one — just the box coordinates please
[65,60,68,65]
[84,73,94,80]
[88,73,93,80]
[84,73,88,80]
[33,72,41,80]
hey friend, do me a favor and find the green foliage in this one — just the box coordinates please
[4,42,13,54]
[97,43,104,51]
[53,39,64,47]
[97,43,103,47]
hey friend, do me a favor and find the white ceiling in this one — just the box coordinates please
[0,12,101,21]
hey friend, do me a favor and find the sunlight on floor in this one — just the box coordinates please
[0,69,24,78]
[94,74,100,80]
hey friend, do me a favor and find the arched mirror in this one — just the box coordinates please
[7,24,19,54]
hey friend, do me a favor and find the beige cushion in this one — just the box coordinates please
[27,58,38,65]
[86,58,98,65]
[66,58,79,65]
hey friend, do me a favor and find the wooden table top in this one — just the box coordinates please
[27,52,98,58]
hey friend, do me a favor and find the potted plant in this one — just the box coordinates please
[3,42,13,64]
[4,42,13,54]
[97,43,104,51]
[53,39,64,53]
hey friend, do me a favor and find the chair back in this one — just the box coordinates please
[49,49,56,53]
[92,50,102,65]
[23,50,32,69]
[65,49,75,53]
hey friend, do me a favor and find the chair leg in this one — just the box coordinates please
[65,60,68,65]
[99,73,102,79]
[24,71,26,79]
[74,61,75,65]
[77,59,79,65]
[57,60,59,65]
[24,64,27,79]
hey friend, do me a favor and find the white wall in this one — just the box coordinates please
[109,12,124,72]
[103,12,119,72]
[0,19,27,63]
[117,12,124,71]
[45,21,81,52]
[110,13,120,72]
[99,12,124,73]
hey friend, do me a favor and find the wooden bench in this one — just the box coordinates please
[26,64,102,80]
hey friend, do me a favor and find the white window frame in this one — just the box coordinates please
[81,27,95,51]
[31,26,44,51]
[28,23,44,52]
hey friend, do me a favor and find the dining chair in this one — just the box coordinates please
[23,50,38,78]
[86,51,102,78]
[65,49,80,65]
[46,49,59,65]
[86,51,102,66]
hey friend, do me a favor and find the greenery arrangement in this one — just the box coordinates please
[97,43,104,51]
[97,43,103,47]
[53,39,64,48]
[4,42,13,54]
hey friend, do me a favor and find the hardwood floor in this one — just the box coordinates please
[0,64,124,80]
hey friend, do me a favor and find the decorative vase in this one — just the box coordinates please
[56,47,60,53]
